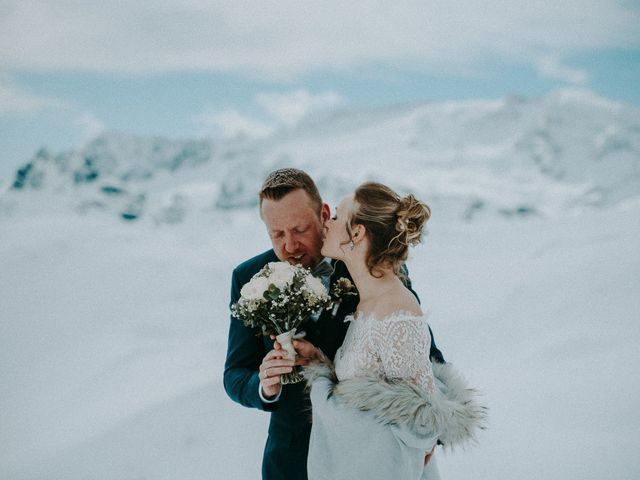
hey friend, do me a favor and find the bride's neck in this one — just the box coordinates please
[343,257,397,303]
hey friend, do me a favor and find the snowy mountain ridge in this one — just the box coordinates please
[2,89,639,222]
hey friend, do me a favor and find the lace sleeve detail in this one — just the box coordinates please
[373,315,435,394]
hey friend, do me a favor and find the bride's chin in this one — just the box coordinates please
[323,253,341,261]
[320,246,333,258]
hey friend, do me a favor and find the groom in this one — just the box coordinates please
[223,168,445,480]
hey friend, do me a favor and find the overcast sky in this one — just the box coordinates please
[1,0,639,179]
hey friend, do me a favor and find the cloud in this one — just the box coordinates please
[255,90,344,127]
[535,56,589,84]
[195,89,344,138]
[0,74,66,115]
[0,1,638,78]
[75,112,106,141]
[196,110,273,139]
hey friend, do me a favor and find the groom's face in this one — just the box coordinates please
[261,188,329,269]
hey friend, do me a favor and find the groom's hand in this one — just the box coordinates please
[259,349,294,399]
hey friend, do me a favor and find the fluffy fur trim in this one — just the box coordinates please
[303,361,487,448]
[302,359,336,385]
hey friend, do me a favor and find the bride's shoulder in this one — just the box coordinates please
[374,287,423,321]
[368,302,424,325]
[355,283,425,324]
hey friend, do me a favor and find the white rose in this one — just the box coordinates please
[267,261,292,274]
[240,276,270,301]
[268,263,295,288]
[306,274,328,299]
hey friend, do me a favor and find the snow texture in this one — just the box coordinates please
[1,90,639,479]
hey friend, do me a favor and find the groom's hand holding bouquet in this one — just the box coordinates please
[231,261,331,396]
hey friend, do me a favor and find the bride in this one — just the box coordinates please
[295,182,486,480]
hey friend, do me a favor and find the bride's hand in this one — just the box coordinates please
[291,339,324,365]
[270,335,324,365]
[424,445,436,466]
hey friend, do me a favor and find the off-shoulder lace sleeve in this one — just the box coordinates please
[373,315,435,394]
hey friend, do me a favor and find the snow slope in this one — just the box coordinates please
[1,207,639,479]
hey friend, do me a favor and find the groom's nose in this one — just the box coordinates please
[284,232,299,253]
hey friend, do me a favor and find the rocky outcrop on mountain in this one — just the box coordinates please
[3,89,639,223]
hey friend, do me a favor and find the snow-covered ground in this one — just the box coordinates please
[1,204,638,480]
[2,90,640,479]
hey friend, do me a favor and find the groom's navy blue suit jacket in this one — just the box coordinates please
[223,249,445,480]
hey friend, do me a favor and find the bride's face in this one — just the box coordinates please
[321,195,354,259]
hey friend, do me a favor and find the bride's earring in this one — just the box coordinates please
[348,240,355,251]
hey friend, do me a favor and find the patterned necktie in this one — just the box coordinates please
[309,260,333,323]
[311,260,334,278]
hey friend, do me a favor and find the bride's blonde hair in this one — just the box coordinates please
[346,182,430,277]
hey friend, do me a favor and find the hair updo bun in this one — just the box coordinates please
[394,194,431,247]
[348,182,431,278]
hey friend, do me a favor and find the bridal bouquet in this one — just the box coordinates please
[232,261,332,384]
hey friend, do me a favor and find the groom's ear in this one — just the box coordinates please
[320,203,330,222]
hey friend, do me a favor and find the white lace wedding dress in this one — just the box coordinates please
[335,311,436,395]
[306,312,441,480]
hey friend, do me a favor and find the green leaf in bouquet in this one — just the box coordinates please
[264,284,281,301]
[292,275,305,289]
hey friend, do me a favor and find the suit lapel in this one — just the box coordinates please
[311,260,358,359]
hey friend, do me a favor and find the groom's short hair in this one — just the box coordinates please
[259,168,323,212]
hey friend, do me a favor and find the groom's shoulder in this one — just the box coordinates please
[233,249,279,280]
